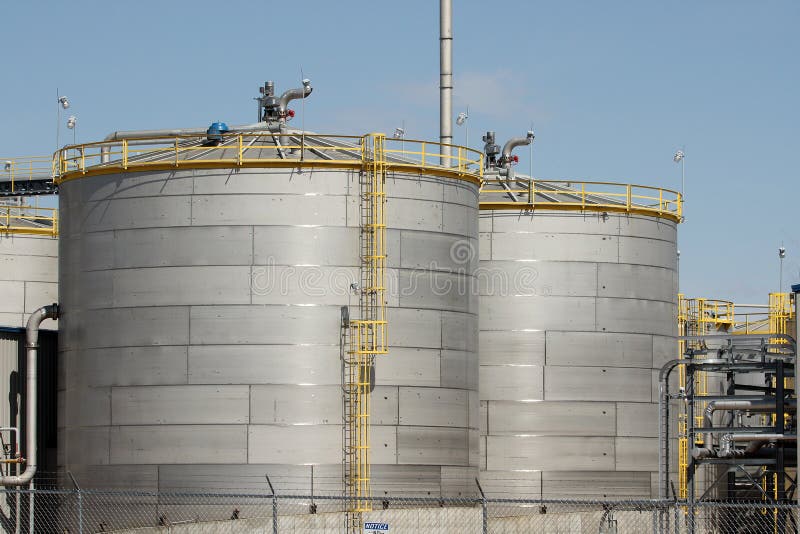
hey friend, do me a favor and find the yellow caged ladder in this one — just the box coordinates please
[342,133,388,533]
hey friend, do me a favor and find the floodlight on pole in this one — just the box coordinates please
[673,149,685,200]
[456,106,469,147]
[779,245,786,292]
[66,115,77,145]
[394,121,406,153]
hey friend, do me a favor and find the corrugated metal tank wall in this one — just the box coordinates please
[58,165,479,495]
[478,210,678,498]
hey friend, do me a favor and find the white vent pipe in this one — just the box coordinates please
[440,0,452,165]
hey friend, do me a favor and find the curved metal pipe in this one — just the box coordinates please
[278,80,312,114]
[0,304,59,486]
[501,131,534,166]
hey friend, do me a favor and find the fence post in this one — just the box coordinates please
[266,475,277,534]
[674,502,679,534]
[652,505,658,534]
[475,478,487,534]
[68,472,83,534]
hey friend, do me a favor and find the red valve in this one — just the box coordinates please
[286,109,296,119]
[512,155,519,163]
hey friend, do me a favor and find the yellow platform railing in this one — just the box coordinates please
[480,178,682,222]
[53,133,483,185]
[0,156,56,191]
[0,205,58,237]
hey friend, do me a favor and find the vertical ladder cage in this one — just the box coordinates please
[342,133,388,533]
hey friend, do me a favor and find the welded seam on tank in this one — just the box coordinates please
[72,210,481,243]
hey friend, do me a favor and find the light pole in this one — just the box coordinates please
[57,93,70,150]
[673,149,685,199]
[779,245,786,292]
[456,107,469,148]
[393,123,405,154]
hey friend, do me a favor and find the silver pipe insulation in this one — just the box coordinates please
[692,398,798,458]
[501,132,535,166]
[99,122,272,163]
[660,345,800,498]
[440,0,452,165]
[718,433,796,459]
[0,304,59,486]
[278,81,312,114]
[497,132,535,183]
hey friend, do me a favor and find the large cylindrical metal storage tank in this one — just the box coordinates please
[0,213,59,440]
[478,176,680,499]
[0,225,58,329]
[0,210,59,523]
[57,131,481,497]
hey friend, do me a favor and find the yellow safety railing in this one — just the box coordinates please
[53,133,484,185]
[0,205,58,237]
[0,156,56,192]
[480,178,682,222]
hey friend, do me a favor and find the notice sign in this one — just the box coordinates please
[364,522,389,533]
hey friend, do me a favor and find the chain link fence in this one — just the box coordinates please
[0,486,799,533]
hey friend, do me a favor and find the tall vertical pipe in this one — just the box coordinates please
[440,0,453,166]
[0,304,59,487]
[794,284,800,509]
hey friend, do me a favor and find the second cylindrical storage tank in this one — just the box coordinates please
[57,130,481,497]
[478,176,680,499]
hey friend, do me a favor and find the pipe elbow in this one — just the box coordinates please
[501,131,535,164]
[26,303,58,346]
[0,471,35,487]
[278,80,313,113]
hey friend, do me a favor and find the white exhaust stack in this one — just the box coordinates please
[440,0,453,165]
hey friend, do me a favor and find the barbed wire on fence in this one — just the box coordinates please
[0,480,799,533]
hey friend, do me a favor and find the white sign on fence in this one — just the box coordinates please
[364,522,389,533]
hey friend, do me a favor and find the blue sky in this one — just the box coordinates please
[1,0,797,305]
